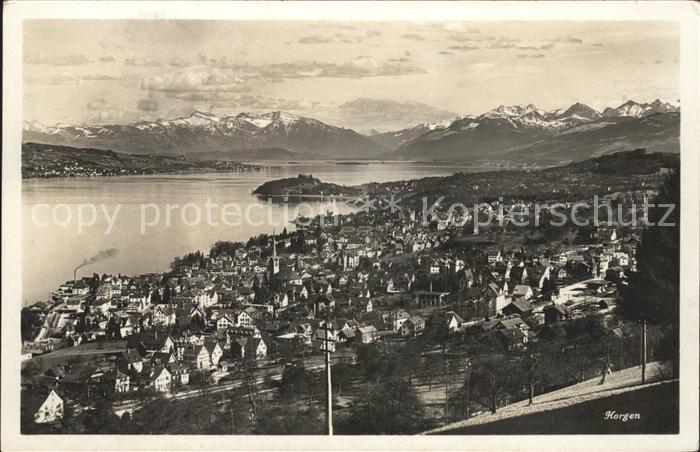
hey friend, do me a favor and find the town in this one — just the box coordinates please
[20,158,679,434]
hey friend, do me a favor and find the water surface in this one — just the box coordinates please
[22,162,488,305]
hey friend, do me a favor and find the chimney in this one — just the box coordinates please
[74,268,77,283]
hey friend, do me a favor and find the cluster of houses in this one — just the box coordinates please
[21,204,639,425]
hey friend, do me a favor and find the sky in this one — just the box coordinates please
[23,20,679,132]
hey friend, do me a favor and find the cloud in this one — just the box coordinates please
[170,57,191,67]
[192,54,422,81]
[124,57,161,67]
[537,36,584,51]
[438,51,454,56]
[447,45,480,52]
[99,56,115,63]
[424,23,481,34]
[517,54,546,59]
[84,97,148,124]
[164,92,223,102]
[246,57,426,80]
[316,57,425,78]
[450,33,496,43]
[593,43,604,47]
[50,73,81,85]
[293,29,382,45]
[490,42,515,50]
[25,53,90,66]
[516,46,539,51]
[553,36,583,44]
[197,54,237,69]
[329,98,458,131]
[141,67,250,93]
[81,74,121,81]
[88,108,145,124]
[87,97,112,111]
[298,35,334,44]
[210,95,321,112]
[401,34,425,41]
[654,60,663,65]
[137,99,159,112]
[469,62,497,71]
[29,72,120,85]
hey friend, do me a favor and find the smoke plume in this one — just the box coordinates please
[74,248,119,272]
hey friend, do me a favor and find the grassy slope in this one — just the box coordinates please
[427,362,678,435]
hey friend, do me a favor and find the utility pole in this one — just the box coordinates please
[465,359,472,419]
[321,320,335,435]
[619,321,624,370]
[641,320,647,384]
[444,360,450,425]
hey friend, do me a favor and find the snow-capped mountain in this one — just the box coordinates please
[22,99,679,163]
[367,118,457,150]
[23,111,386,159]
[602,99,678,118]
[386,100,679,162]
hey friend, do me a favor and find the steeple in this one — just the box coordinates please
[271,228,280,275]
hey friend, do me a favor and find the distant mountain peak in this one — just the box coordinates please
[602,99,678,118]
[558,102,601,120]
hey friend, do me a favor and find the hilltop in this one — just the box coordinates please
[252,174,361,197]
[21,142,257,179]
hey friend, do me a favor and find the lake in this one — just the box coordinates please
[22,162,488,305]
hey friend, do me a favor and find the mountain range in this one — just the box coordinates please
[23,99,679,164]
[23,111,382,160]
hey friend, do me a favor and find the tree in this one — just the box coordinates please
[83,398,124,433]
[513,341,556,405]
[620,170,679,375]
[162,285,172,304]
[331,362,353,397]
[593,328,619,385]
[622,171,680,323]
[471,355,513,414]
[340,377,430,434]
[356,343,386,383]
[423,352,446,391]
[540,277,557,300]
[396,340,423,384]
[219,389,250,434]
[469,337,515,414]
[241,359,263,430]
[278,364,308,401]
[255,404,323,435]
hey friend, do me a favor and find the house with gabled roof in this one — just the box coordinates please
[146,365,171,393]
[183,344,211,370]
[23,387,64,424]
[357,325,378,344]
[512,284,534,300]
[152,305,176,326]
[399,316,425,337]
[501,299,532,317]
[203,338,223,367]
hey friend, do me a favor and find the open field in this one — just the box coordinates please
[427,362,677,435]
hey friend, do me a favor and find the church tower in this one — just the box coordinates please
[271,228,280,275]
